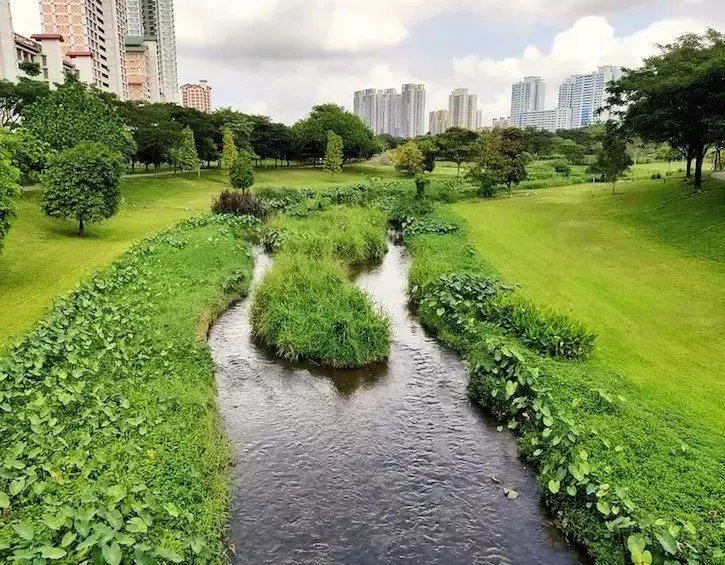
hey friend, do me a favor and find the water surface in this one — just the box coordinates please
[209,244,584,564]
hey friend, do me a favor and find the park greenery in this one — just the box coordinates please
[0,26,723,565]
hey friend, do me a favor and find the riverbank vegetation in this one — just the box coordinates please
[0,214,256,563]
[402,183,724,564]
[251,207,390,367]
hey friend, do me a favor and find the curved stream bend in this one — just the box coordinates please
[209,244,584,564]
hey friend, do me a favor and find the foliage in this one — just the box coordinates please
[251,254,390,367]
[212,189,268,219]
[128,103,182,173]
[323,130,344,178]
[0,132,21,254]
[607,28,725,188]
[414,174,429,198]
[0,78,50,129]
[391,141,424,176]
[23,82,134,156]
[552,159,571,177]
[415,136,439,172]
[229,150,254,192]
[588,122,633,193]
[171,127,201,175]
[18,60,41,77]
[4,129,53,185]
[41,142,124,235]
[468,128,530,194]
[0,214,256,563]
[402,217,461,239]
[220,127,238,171]
[436,127,478,176]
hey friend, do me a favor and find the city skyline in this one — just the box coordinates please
[353,84,426,138]
[7,1,724,125]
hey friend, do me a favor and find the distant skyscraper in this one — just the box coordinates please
[126,0,179,102]
[40,0,129,99]
[400,83,425,138]
[475,109,483,131]
[429,109,448,135]
[376,88,400,137]
[510,76,545,125]
[181,80,212,112]
[561,66,622,128]
[447,88,479,130]
[353,88,378,132]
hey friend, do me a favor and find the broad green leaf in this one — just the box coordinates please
[596,500,611,516]
[9,477,25,496]
[548,479,560,494]
[107,484,126,504]
[155,546,184,563]
[102,541,123,565]
[655,530,678,555]
[12,521,34,541]
[61,532,77,547]
[40,546,67,560]
[0,491,9,509]
[627,534,646,554]
[566,485,577,496]
[163,502,180,518]
[126,516,148,533]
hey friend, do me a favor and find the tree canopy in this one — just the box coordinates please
[436,127,478,176]
[391,141,424,176]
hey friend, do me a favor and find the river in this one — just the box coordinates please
[209,242,585,564]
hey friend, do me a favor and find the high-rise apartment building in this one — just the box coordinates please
[125,36,160,101]
[518,108,572,132]
[181,80,212,112]
[510,76,545,125]
[39,0,128,99]
[447,88,479,130]
[560,66,622,128]
[400,83,425,138]
[428,109,448,135]
[125,0,178,102]
[376,88,400,137]
[353,88,378,133]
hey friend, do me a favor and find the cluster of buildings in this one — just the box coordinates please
[0,0,213,112]
[494,66,622,132]
[353,84,426,139]
[428,88,482,135]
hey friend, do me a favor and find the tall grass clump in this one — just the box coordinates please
[251,255,390,367]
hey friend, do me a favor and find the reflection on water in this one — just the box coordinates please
[209,244,586,565]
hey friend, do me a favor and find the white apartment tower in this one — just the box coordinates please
[39,0,128,99]
[126,0,179,102]
[400,83,425,138]
[353,88,378,133]
[0,0,18,81]
[428,109,448,135]
[376,88,400,137]
[560,65,622,128]
[510,76,545,125]
[447,88,479,130]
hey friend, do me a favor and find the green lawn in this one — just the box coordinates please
[451,177,725,432]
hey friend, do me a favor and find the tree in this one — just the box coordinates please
[391,141,424,176]
[0,78,50,129]
[607,29,725,189]
[7,129,53,185]
[23,81,134,156]
[588,122,633,193]
[172,126,201,177]
[551,137,587,165]
[41,142,124,235]
[436,127,478,176]
[552,159,571,177]
[128,103,182,175]
[468,128,530,195]
[323,130,344,178]
[220,127,238,171]
[229,150,254,193]
[415,136,439,172]
[0,132,22,254]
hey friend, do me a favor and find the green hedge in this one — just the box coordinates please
[0,214,258,563]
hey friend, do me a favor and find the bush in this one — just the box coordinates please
[251,254,390,367]
[388,196,433,228]
[415,174,429,198]
[552,159,571,177]
[41,141,124,235]
[212,189,268,219]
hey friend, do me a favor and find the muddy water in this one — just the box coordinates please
[209,244,584,565]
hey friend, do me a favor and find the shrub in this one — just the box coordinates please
[552,159,571,177]
[212,189,268,219]
[415,174,430,199]
[41,141,124,235]
[251,254,390,367]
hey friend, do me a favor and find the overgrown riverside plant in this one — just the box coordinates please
[252,206,390,367]
[229,150,254,193]
[41,142,124,236]
[0,214,258,563]
[323,130,344,178]
[0,131,21,254]
[212,189,267,219]
[403,206,724,565]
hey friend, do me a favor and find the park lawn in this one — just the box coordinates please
[451,177,725,432]
[0,174,227,349]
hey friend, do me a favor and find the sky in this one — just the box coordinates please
[9,0,725,126]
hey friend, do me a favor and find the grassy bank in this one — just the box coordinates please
[403,186,724,563]
[0,215,256,563]
[252,207,390,367]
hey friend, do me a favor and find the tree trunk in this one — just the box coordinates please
[131,159,136,173]
[78,217,85,236]
[686,155,692,179]
[154,163,158,178]
[145,163,149,172]
[694,154,704,190]
[457,161,461,177]
[612,181,616,194]
[197,167,201,179]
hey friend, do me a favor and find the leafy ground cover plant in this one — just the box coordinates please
[0,214,258,563]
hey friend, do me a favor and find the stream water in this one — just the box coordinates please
[209,243,585,564]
